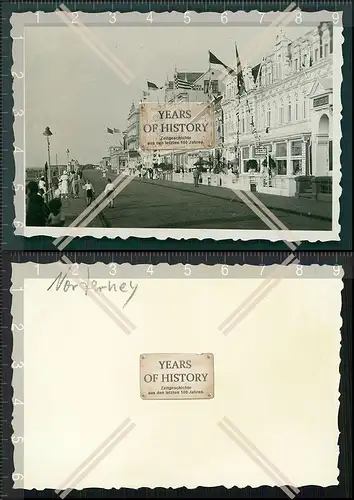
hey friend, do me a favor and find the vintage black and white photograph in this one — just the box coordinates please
[12,9,342,240]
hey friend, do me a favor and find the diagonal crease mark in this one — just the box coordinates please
[59,255,136,334]
[56,4,134,84]
[219,418,299,499]
[55,418,135,498]
[218,254,299,335]
[55,172,134,251]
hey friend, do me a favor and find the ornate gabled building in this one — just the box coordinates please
[222,22,334,196]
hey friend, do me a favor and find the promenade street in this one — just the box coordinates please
[60,168,332,230]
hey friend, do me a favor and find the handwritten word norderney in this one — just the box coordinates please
[47,267,138,308]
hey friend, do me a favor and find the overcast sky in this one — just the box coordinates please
[24,24,310,166]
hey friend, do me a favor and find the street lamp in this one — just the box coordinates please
[66,149,70,170]
[43,126,53,188]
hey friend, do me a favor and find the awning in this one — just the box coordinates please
[194,159,211,166]
[127,150,140,158]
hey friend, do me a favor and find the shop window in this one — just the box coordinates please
[291,140,302,156]
[292,159,302,175]
[276,142,287,157]
[276,159,287,175]
[242,147,250,160]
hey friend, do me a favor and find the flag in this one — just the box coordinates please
[147,81,159,90]
[235,43,245,95]
[113,128,121,133]
[174,73,194,90]
[209,51,234,75]
[106,127,114,134]
[205,71,214,98]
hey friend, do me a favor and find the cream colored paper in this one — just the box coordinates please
[15,264,341,490]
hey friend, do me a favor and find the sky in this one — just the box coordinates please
[24,24,310,166]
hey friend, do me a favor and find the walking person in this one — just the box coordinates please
[193,166,200,187]
[83,179,94,206]
[71,171,79,199]
[38,176,46,193]
[59,170,69,199]
[104,178,115,208]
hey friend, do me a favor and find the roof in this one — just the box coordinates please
[176,72,204,83]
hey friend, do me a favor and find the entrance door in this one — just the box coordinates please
[316,114,330,176]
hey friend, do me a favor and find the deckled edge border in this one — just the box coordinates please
[9,9,343,243]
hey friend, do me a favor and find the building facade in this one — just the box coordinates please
[163,69,225,171]
[223,22,334,196]
[126,102,141,167]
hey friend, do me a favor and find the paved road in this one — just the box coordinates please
[83,168,331,231]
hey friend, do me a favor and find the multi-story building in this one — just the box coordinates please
[163,70,225,171]
[126,102,141,167]
[223,22,334,196]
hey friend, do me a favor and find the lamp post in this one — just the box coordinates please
[66,149,70,171]
[43,126,53,188]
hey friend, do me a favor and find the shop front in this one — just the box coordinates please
[237,136,311,197]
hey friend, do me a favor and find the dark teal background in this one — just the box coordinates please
[1,1,352,251]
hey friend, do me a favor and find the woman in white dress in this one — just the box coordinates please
[59,170,69,199]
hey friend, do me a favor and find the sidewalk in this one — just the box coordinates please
[253,192,332,221]
[60,192,105,227]
[141,179,332,221]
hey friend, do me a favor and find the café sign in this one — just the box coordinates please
[313,95,329,108]
[140,352,215,400]
[254,147,268,156]
[139,102,215,151]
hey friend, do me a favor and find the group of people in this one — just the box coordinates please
[25,171,117,226]
[26,180,65,227]
[53,169,83,199]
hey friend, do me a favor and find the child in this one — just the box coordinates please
[83,180,94,205]
[47,198,65,227]
[104,178,115,208]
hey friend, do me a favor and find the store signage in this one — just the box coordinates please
[313,95,329,108]
[140,352,214,400]
[254,147,268,156]
[140,102,215,151]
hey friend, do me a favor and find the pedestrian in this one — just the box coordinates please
[38,176,46,193]
[59,170,69,199]
[104,178,115,208]
[47,197,65,227]
[54,183,61,199]
[26,181,48,226]
[103,170,107,179]
[193,167,200,187]
[71,171,79,198]
[83,179,94,205]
